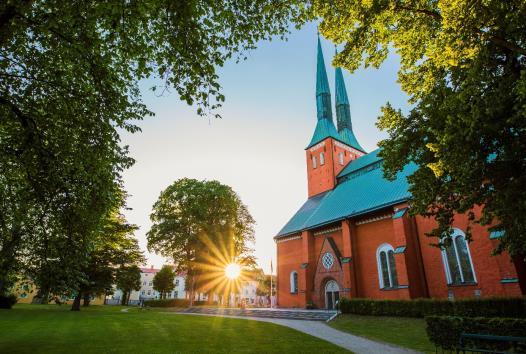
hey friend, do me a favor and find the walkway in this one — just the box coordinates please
[170,309,418,354]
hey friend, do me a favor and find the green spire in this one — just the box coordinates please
[316,36,333,121]
[335,63,365,152]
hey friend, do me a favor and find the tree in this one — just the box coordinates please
[116,265,142,306]
[75,204,144,309]
[153,266,175,299]
[305,1,526,255]
[0,1,297,300]
[147,178,256,306]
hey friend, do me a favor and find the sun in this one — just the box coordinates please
[224,263,241,280]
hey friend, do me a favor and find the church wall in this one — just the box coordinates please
[353,215,410,299]
[276,236,304,308]
[306,139,336,197]
[415,206,522,299]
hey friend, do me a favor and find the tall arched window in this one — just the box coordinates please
[290,271,298,293]
[376,244,398,289]
[441,228,476,284]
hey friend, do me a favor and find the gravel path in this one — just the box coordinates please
[169,312,419,354]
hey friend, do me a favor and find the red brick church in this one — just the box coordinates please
[274,38,525,309]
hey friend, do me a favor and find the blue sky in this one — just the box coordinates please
[120,22,409,273]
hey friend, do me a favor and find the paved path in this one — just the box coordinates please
[169,311,418,354]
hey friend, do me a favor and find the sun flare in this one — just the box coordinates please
[224,263,241,280]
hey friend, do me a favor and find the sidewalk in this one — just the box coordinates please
[169,312,419,354]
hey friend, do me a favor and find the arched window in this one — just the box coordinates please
[441,228,476,284]
[376,244,398,289]
[312,156,317,169]
[290,271,298,293]
[320,152,325,165]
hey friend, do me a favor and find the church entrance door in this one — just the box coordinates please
[325,280,340,310]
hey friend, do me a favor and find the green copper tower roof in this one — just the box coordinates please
[335,66,365,152]
[316,36,333,121]
[308,36,340,149]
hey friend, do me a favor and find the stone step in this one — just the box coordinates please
[179,307,334,321]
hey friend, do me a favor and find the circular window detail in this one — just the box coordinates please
[322,252,334,269]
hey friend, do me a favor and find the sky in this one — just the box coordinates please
[120,22,409,274]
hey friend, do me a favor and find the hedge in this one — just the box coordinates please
[144,299,190,307]
[425,316,526,352]
[337,297,526,318]
[0,294,17,309]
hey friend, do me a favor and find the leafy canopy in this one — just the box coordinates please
[304,0,526,254]
[0,0,296,296]
[153,266,176,299]
[147,178,256,298]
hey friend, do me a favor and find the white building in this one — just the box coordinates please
[110,266,186,304]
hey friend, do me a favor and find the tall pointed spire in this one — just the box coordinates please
[316,36,332,121]
[335,61,365,152]
[307,36,341,149]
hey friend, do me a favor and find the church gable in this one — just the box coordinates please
[315,237,342,275]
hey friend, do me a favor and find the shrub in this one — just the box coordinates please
[425,316,526,352]
[143,299,190,308]
[337,297,526,318]
[0,294,18,309]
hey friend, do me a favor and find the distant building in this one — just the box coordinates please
[111,265,186,304]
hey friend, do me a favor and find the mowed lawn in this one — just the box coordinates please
[329,314,435,353]
[0,304,348,353]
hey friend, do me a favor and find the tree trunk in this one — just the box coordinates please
[121,291,127,306]
[82,293,91,307]
[71,293,81,311]
[126,291,131,305]
[189,276,195,307]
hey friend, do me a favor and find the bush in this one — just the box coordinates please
[337,297,526,318]
[425,316,526,351]
[144,299,190,308]
[0,294,18,309]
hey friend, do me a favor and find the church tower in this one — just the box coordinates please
[306,39,365,197]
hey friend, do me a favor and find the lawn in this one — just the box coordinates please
[0,304,348,353]
[329,314,435,353]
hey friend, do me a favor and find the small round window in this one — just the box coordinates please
[322,252,334,269]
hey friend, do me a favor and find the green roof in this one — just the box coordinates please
[337,148,382,178]
[339,128,365,152]
[276,151,417,237]
[306,118,342,148]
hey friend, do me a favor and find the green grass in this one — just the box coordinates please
[329,314,435,353]
[0,304,348,353]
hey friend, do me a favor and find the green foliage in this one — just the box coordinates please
[0,0,297,298]
[144,299,190,308]
[153,266,175,299]
[425,316,526,351]
[0,294,17,309]
[337,297,526,318]
[147,178,256,302]
[116,265,142,306]
[304,0,526,255]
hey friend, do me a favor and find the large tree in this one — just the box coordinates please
[304,0,526,255]
[147,179,256,306]
[0,1,296,299]
[153,266,175,300]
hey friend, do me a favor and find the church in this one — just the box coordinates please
[274,38,525,310]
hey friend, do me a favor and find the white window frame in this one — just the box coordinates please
[440,228,477,284]
[338,152,344,165]
[290,271,298,293]
[312,156,317,169]
[320,152,325,165]
[376,243,397,289]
